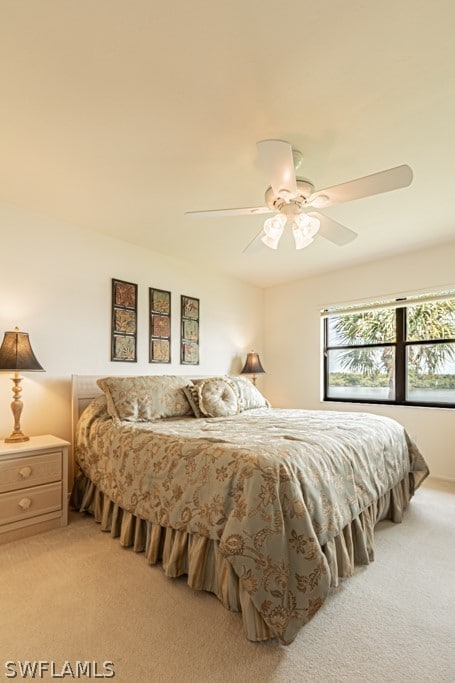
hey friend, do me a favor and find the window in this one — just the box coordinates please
[323,295,455,408]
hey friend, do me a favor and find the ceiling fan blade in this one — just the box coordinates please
[185,206,272,218]
[310,211,358,246]
[242,227,265,254]
[308,164,413,208]
[185,206,274,217]
[256,139,298,198]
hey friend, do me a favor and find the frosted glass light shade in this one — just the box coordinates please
[262,213,286,249]
[293,228,314,250]
[295,213,320,237]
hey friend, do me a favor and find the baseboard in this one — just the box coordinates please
[426,474,455,484]
[423,475,455,493]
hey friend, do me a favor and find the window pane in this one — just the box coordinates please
[407,299,455,341]
[406,343,455,404]
[327,348,395,401]
[327,310,396,346]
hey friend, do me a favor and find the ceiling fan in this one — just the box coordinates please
[185,140,413,252]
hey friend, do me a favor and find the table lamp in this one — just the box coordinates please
[0,327,44,442]
[240,351,266,385]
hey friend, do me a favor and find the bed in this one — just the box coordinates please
[70,374,429,645]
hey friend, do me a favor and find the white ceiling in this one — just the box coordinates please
[1,1,455,287]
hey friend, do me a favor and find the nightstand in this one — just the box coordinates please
[0,435,70,544]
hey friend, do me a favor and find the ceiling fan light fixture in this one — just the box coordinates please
[262,213,286,249]
[292,227,314,250]
[263,213,286,237]
[295,213,320,238]
[261,232,281,249]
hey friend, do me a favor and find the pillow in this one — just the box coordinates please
[191,376,229,385]
[196,377,239,417]
[229,376,270,411]
[182,383,204,418]
[96,375,193,421]
[185,376,232,417]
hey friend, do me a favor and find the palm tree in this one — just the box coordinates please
[332,300,455,399]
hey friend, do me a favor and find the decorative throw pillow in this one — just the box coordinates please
[96,375,193,421]
[196,378,239,417]
[182,383,204,418]
[229,376,270,411]
[191,376,229,385]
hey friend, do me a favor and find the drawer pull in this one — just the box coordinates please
[19,466,32,479]
[18,497,32,511]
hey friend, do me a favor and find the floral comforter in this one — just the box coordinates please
[75,397,429,643]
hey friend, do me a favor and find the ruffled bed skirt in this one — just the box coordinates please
[70,472,413,643]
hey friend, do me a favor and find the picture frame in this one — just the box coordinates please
[181,295,199,365]
[149,287,171,363]
[111,278,137,362]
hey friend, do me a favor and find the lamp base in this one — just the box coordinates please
[5,373,30,443]
[5,431,29,443]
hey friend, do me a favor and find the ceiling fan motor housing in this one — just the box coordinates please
[264,178,315,214]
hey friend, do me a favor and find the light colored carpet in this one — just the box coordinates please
[1,478,454,683]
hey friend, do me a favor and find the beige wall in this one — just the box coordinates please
[0,203,264,447]
[2,200,453,482]
[264,241,455,481]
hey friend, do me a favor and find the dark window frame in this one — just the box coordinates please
[323,305,455,409]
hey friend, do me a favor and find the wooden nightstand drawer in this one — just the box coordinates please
[0,481,62,526]
[0,451,62,494]
[0,435,70,544]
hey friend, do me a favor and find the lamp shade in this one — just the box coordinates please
[240,352,266,376]
[0,328,44,372]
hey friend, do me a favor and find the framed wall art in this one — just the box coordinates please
[180,295,199,365]
[111,278,137,362]
[149,287,171,363]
